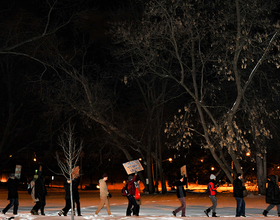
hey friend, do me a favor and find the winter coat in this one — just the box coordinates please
[73,178,80,200]
[7,177,19,199]
[175,177,186,198]
[266,175,280,205]
[127,174,137,196]
[99,178,109,197]
[34,171,47,199]
[208,180,218,196]
[233,178,246,198]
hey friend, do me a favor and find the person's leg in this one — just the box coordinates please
[95,196,106,215]
[40,197,46,215]
[126,196,133,216]
[13,198,19,215]
[276,204,280,216]
[266,204,275,212]
[62,199,71,215]
[240,198,246,216]
[130,196,138,216]
[235,197,242,217]
[174,197,186,216]
[2,199,15,214]
[209,196,217,213]
[104,196,111,215]
[75,199,81,216]
[135,201,140,216]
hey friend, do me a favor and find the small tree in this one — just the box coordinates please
[56,124,83,220]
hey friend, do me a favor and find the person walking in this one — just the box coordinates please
[172,175,187,217]
[263,175,280,217]
[30,165,47,215]
[233,173,246,217]
[134,179,141,216]
[73,177,81,216]
[58,179,76,216]
[204,174,219,217]
[2,174,19,215]
[94,173,112,217]
[126,172,138,216]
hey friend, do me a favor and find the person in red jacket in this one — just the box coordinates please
[126,172,137,216]
[204,174,219,217]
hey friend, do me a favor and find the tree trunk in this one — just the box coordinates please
[256,153,267,195]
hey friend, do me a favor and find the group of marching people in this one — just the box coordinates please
[172,173,280,218]
[2,167,280,218]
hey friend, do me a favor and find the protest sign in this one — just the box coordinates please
[181,165,187,177]
[123,159,144,175]
[15,165,22,179]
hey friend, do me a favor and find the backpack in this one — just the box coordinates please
[27,182,34,194]
[122,183,128,196]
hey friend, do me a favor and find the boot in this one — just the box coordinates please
[58,210,66,216]
[204,208,210,217]
[30,209,38,215]
[212,212,219,217]
[263,210,268,217]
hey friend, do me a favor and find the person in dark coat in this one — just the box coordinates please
[172,175,187,217]
[263,175,280,217]
[2,174,19,215]
[73,177,81,216]
[204,174,219,217]
[58,179,76,216]
[233,173,246,217]
[30,165,47,215]
[126,173,138,216]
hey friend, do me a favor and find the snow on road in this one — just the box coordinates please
[0,187,278,219]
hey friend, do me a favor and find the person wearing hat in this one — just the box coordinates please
[172,174,187,217]
[233,173,246,217]
[204,174,219,217]
[94,173,112,217]
[2,174,19,215]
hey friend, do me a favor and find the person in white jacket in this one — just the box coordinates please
[94,173,112,217]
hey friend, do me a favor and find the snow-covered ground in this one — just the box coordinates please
[0,187,278,219]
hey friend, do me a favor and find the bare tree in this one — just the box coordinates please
[56,123,83,220]
[111,0,280,194]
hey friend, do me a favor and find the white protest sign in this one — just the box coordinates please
[15,165,22,179]
[123,159,144,175]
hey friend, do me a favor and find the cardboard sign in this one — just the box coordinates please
[72,166,79,179]
[181,165,187,177]
[15,165,22,179]
[123,160,144,175]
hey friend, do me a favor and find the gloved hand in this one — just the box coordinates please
[108,193,112,198]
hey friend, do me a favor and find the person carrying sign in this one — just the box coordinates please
[2,174,19,215]
[126,172,138,216]
[172,174,187,217]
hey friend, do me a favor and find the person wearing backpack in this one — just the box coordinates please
[30,165,47,215]
[204,174,219,217]
[262,175,280,217]
[2,174,19,215]
[126,172,138,216]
